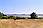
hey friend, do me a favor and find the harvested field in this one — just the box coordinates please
[0,19,43,28]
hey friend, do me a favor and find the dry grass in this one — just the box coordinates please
[0,19,43,28]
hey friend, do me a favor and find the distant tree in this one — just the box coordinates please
[7,16,16,19]
[30,12,38,19]
[9,16,13,19]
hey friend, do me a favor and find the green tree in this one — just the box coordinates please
[0,12,7,18]
[0,12,3,18]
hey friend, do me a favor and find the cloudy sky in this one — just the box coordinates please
[0,0,43,14]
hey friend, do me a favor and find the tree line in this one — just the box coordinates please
[0,12,43,20]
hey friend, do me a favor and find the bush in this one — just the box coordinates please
[1,16,8,19]
[7,16,16,20]
[16,16,25,19]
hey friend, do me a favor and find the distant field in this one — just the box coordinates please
[0,19,43,28]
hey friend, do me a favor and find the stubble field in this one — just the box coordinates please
[0,19,43,28]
